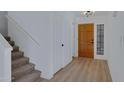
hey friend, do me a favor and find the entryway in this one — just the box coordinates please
[78,23,94,58]
[40,58,112,82]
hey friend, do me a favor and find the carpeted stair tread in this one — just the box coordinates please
[12,63,35,79]
[4,36,11,41]
[35,77,44,82]
[15,70,41,82]
[12,57,29,68]
[12,45,19,52]
[4,36,42,82]
[9,41,15,46]
[12,51,24,60]
[12,76,15,81]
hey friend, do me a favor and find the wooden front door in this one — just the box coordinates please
[78,24,94,58]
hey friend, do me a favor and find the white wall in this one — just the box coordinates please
[108,12,124,81]
[8,11,74,79]
[58,12,73,67]
[51,12,74,74]
[0,11,8,36]
[74,14,109,60]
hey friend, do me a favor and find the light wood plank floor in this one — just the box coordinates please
[41,57,112,82]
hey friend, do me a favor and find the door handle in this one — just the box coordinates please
[90,40,94,44]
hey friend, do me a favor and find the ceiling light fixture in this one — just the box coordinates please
[81,11,95,17]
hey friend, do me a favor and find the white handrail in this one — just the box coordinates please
[6,15,40,47]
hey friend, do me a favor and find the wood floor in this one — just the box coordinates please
[41,57,112,82]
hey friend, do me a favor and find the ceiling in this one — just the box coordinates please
[72,11,109,18]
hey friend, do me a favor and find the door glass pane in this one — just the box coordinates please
[97,24,104,55]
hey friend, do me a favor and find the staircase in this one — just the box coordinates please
[4,36,42,82]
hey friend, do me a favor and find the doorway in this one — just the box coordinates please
[78,23,94,58]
